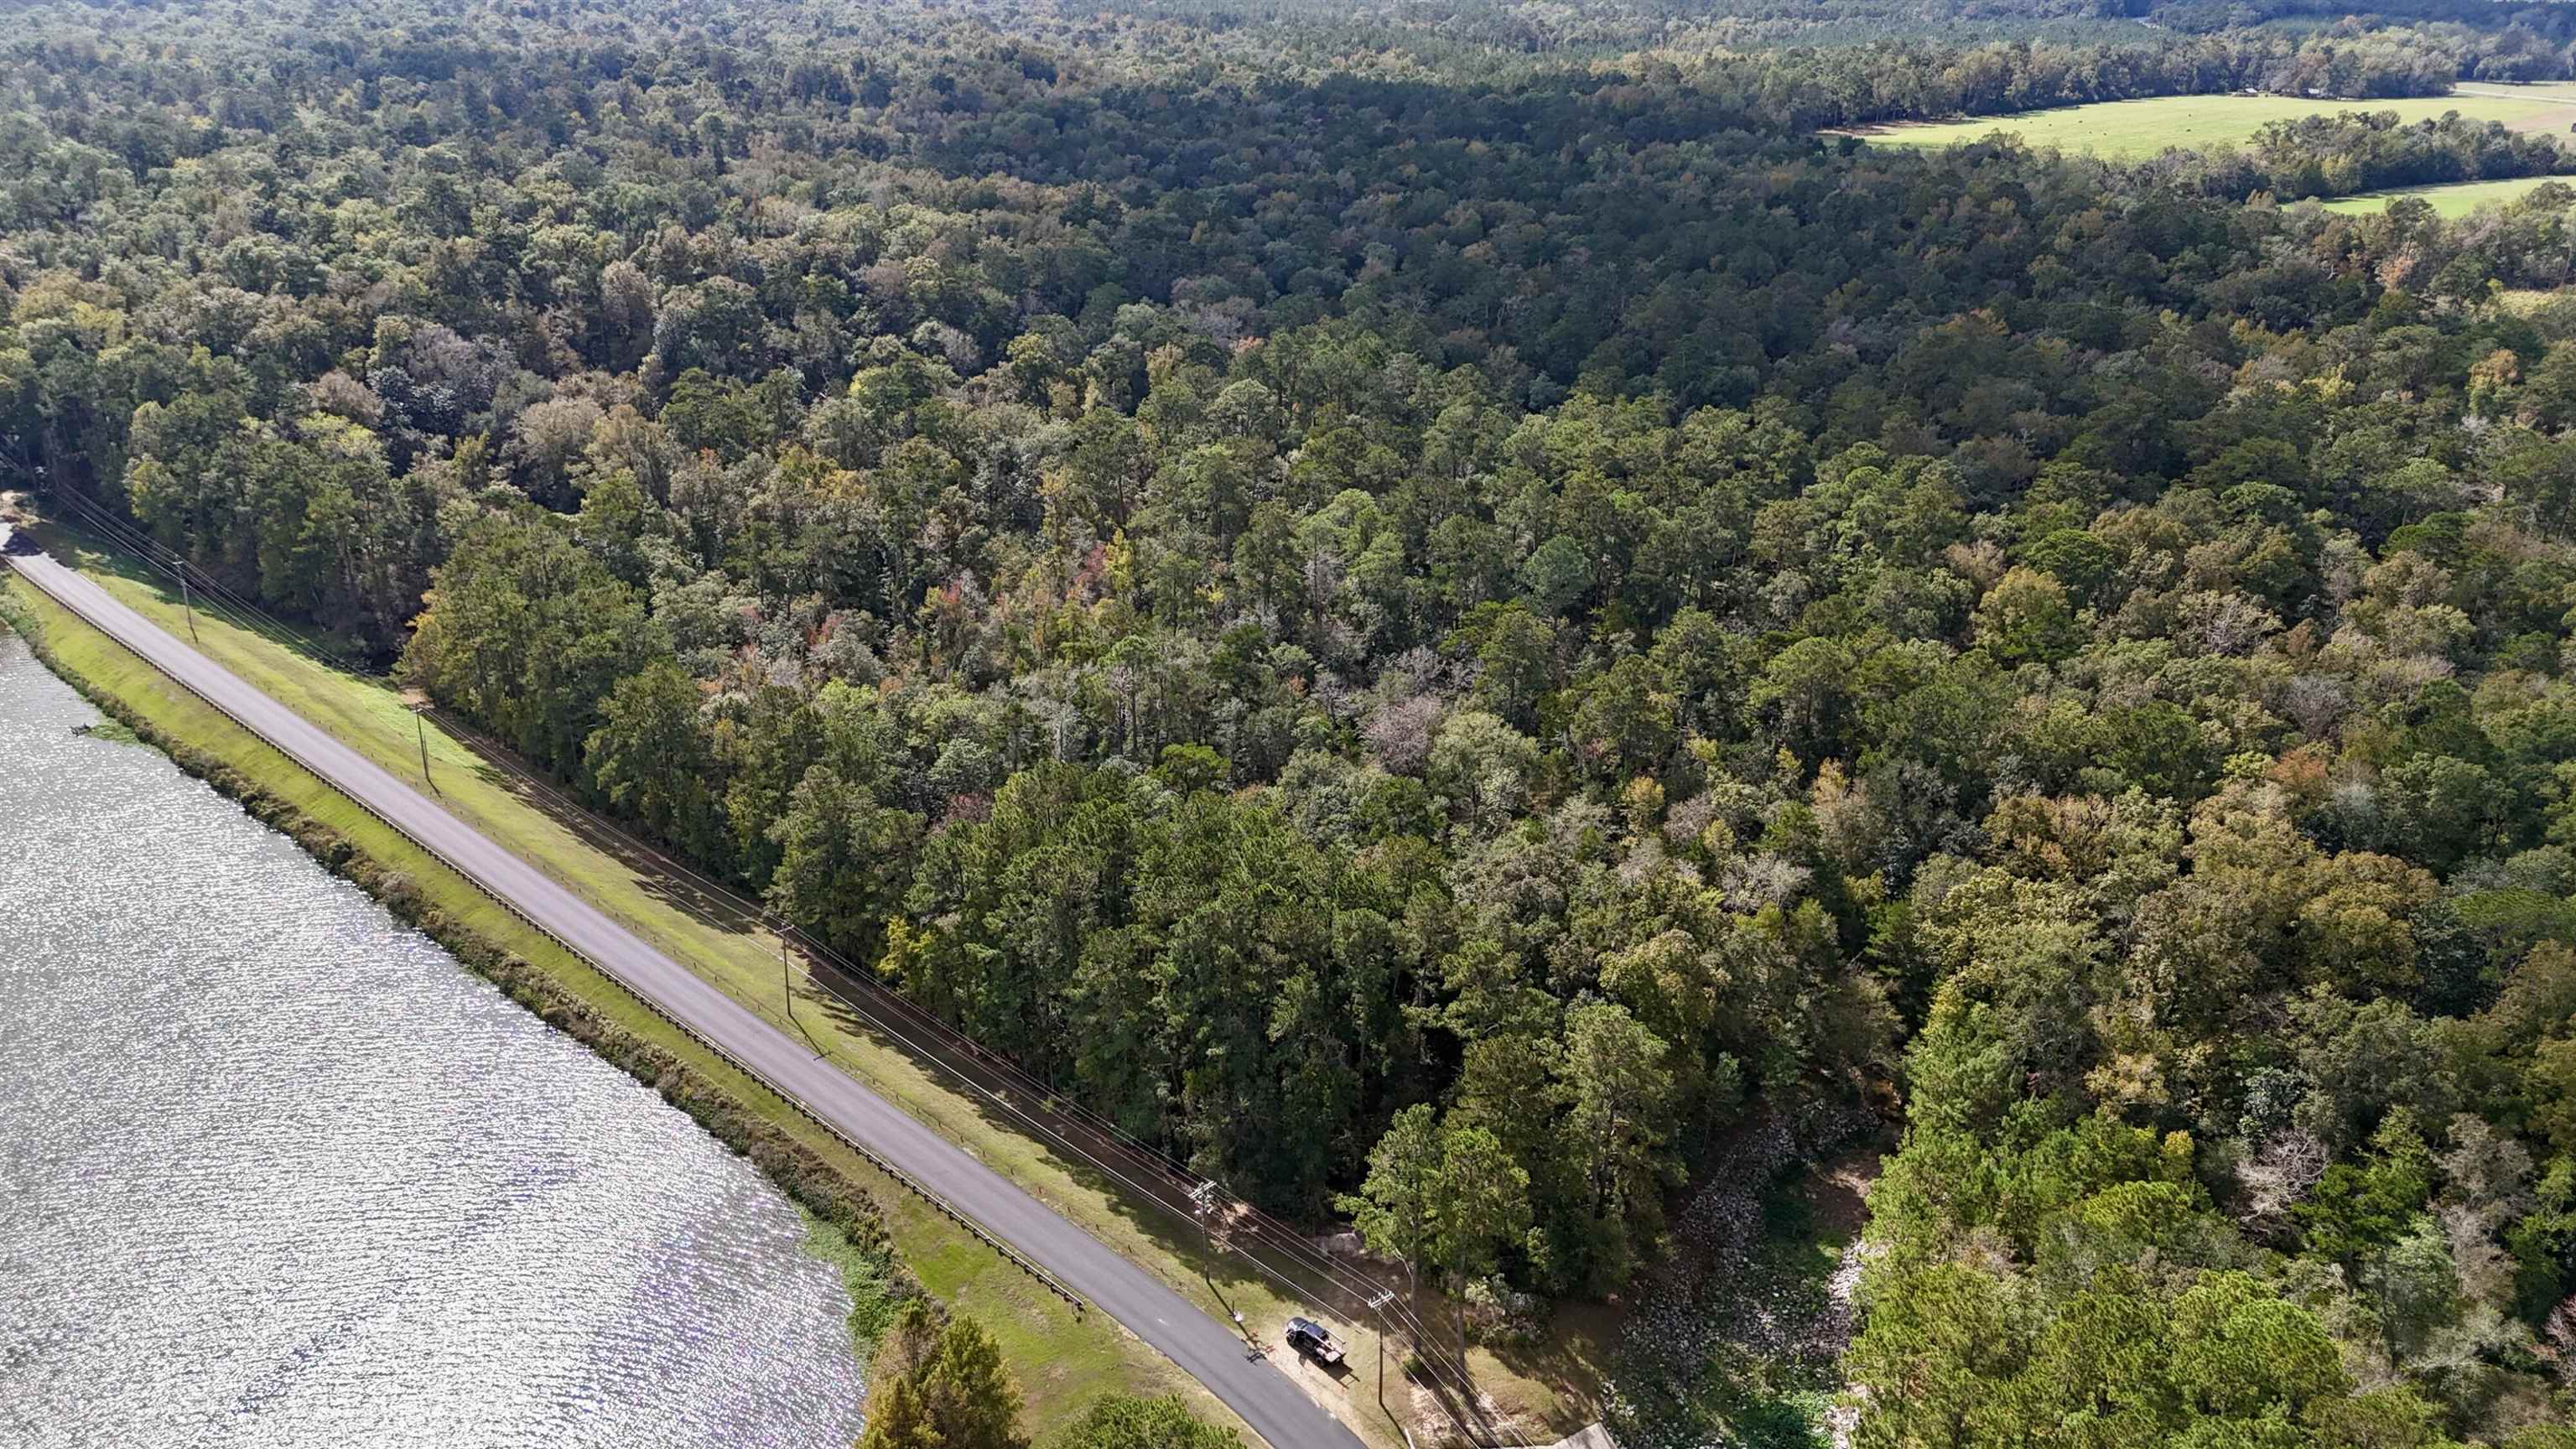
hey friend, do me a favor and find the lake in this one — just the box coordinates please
[0,634,867,1449]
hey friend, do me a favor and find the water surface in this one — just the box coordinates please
[0,636,866,1449]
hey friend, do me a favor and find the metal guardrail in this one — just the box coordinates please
[8,556,1087,1317]
[411,698,1507,1443]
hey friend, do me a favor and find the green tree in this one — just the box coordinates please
[912,1315,1027,1449]
[858,1373,937,1449]
[1846,1259,2025,1448]
[587,660,728,865]
[2376,753,2505,870]
[1057,1394,1242,1449]
[2022,527,2119,606]
[767,765,925,964]
[1753,636,1858,764]
[1566,654,1678,782]
[1517,533,1595,617]
[1432,1122,1533,1350]
[2106,701,2214,800]
[1426,710,1542,829]
[2168,1271,2347,1420]
[402,512,662,777]
[1558,1000,1677,1290]
[862,1310,1028,1449]
[1340,1104,1442,1297]
[1462,601,1556,732]
[2296,1111,2435,1265]
[1973,566,2082,664]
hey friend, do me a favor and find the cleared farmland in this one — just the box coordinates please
[2318,174,2576,216]
[1842,89,2576,159]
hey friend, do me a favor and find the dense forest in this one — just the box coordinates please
[8,0,2576,1443]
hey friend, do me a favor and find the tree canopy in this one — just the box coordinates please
[8,0,2576,1440]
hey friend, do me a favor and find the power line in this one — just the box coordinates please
[385,637,1459,1339]
[46,482,1489,1400]
[34,486,1500,1437]
[48,491,358,672]
[425,706,1491,1418]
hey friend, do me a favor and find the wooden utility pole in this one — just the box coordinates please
[176,564,199,643]
[401,690,434,792]
[1368,1289,1395,1424]
[781,923,823,1055]
[1190,1180,1218,1270]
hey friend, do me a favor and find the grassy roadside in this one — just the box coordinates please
[32,528,1615,1447]
[0,572,1205,1441]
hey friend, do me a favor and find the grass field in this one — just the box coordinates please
[0,571,1210,1446]
[2317,174,2576,216]
[2455,81,2576,103]
[1842,88,2576,158]
[13,527,1616,1449]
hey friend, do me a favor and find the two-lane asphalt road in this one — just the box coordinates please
[6,542,1366,1449]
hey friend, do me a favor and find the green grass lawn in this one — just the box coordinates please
[1842,90,2576,158]
[18,528,1618,1448]
[2317,174,2576,216]
[0,570,1206,1445]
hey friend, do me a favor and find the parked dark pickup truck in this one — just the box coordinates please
[1285,1316,1344,1366]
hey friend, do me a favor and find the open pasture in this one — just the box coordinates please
[1841,88,2576,158]
[2317,174,2576,215]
